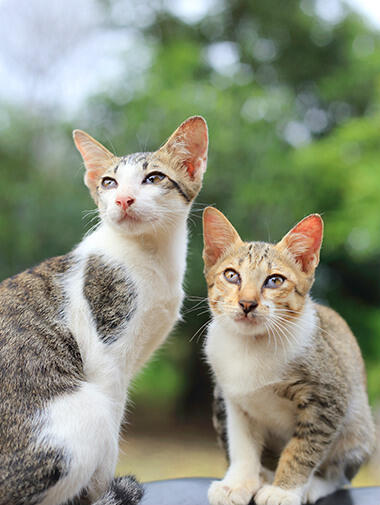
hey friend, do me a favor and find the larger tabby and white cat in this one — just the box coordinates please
[203,207,374,505]
[0,116,208,505]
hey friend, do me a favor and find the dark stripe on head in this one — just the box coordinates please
[167,176,191,203]
[257,245,270,265]
[137,153,149,163]
[142,161,148,170]
[248,244,253,262]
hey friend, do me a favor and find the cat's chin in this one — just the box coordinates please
[107,213,159,235]
[226,316,266,337]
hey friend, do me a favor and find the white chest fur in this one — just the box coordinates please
[63,221,187,410]
[205,320,289,400]
[204,300,316,440]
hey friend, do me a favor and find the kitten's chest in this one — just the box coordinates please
[206,324,297,441]
[244,387,296,440]
[205,325,286,399]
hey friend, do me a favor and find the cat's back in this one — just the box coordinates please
[314,303,366,386]
[0,255,84,450]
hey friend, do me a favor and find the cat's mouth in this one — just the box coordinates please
[234,313,261,325]
[117,210,142,224]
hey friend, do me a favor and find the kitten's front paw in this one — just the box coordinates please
[208,478,259,505]
[302,476,340,504]
[255,484,301,505]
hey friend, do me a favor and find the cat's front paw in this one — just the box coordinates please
[302,476,340,504]
[255,484,301,505]
[208,478,259,505]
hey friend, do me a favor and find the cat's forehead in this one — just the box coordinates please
[112,152,153,174]
[236,241,277,268]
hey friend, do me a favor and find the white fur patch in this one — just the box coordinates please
[38,212,189,502]
[205,297,316,401]
[255,484,302,505]
[208,478,259,505]
[302,476,341,504]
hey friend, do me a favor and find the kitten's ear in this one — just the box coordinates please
[277,214,324,274]
[203,207,242,271]
[159,116,208,179]
[73,129,117,200]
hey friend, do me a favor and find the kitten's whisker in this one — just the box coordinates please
[274,314,316,336]
[195,308,213,317]
[264,321,275,353]
[183,298,208,314]
[189,318,212,343]
[269,317,293,350]
[266,319,282,354]
[275,313,333,341]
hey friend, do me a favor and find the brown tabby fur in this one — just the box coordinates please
[203,207,375,505]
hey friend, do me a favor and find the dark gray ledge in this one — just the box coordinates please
[142,477,380,505]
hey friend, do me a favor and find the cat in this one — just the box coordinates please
[202,207,374,505]
[0,116,208,505]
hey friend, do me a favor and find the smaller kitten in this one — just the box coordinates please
[202,207,374,505]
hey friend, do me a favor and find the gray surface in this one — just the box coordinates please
[141,478,380,505]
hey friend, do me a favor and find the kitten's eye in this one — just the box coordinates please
[264,275,285,289]
[101,177,118,189]
[142,171,166,184]
[223,269,241,285]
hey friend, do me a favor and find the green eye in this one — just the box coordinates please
[264,275,285,289]
[143,171,166,184]
[101,177,118,189]
[223,269,241,285]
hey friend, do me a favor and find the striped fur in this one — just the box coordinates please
[202,208,374,505]
[0,117,208,504]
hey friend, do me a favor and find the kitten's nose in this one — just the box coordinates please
[116,196,135,211]
[239,300,258,314]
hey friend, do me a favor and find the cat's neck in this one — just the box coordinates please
[79,213,189,280]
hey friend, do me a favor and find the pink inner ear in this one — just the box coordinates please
[294,215,323,252]
[185,161,195,178]
[286,215,323,272]
[166,116,208,178]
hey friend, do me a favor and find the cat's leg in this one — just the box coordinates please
[208,398,262,505]
[255,396,344,505]
[302,475,342,505]
[39,382,122,505]
[0,447,70,505]
[303,416,374,505]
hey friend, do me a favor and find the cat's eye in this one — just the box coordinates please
[101,177,118,189]
[142,171,166,184]
[223,269,241,285]
[264,275,285,289]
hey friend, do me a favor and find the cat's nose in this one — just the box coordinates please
[116,196,135,211]
[239,300,258,314]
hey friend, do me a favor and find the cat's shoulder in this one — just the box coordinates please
[314,302,353,337]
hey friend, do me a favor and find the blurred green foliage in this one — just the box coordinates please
[1,0,380,412]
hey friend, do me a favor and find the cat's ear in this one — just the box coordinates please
[159,116,208,180]
[203,207,242,271]
[73,129,117,200]
[277,214,323,274]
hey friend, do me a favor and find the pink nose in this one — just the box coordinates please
[115,196,135,211]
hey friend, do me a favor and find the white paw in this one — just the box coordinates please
[302,476,340,504]
[255,484,301,505]
[208,478,259,505]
